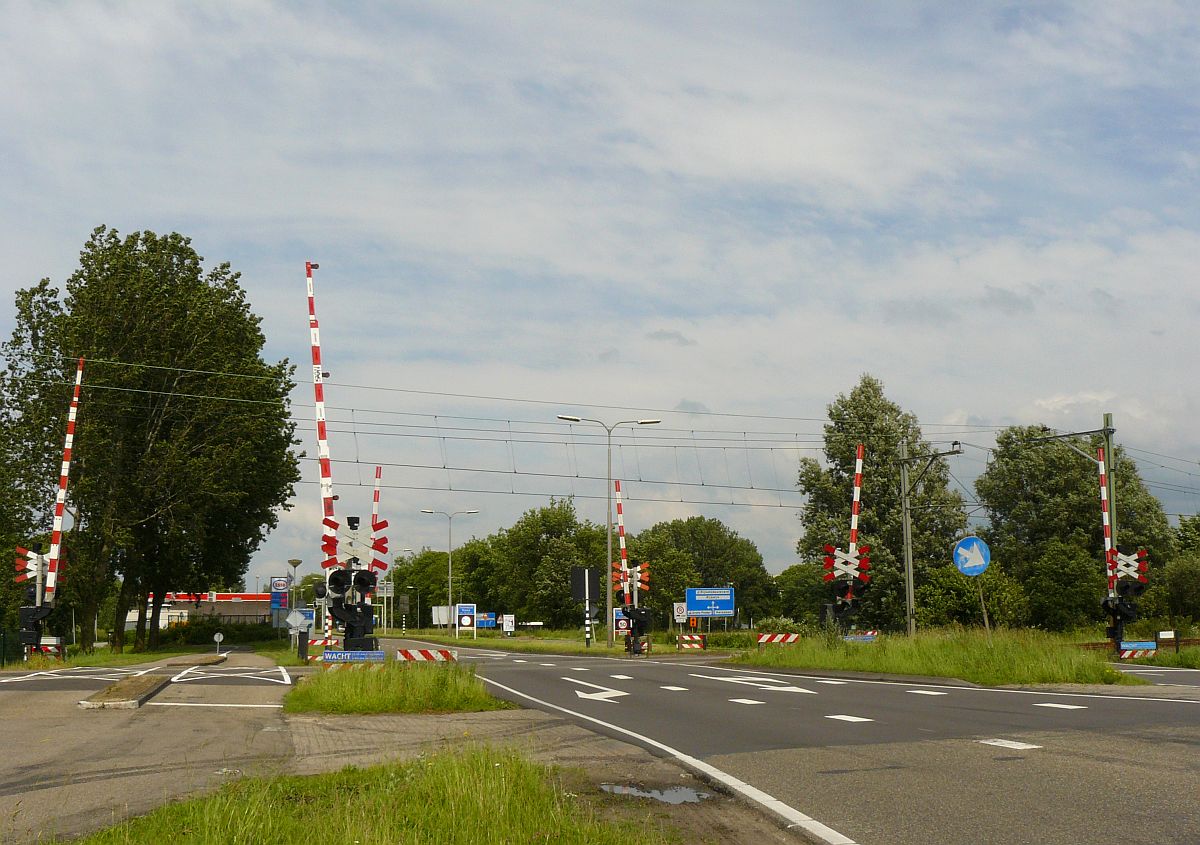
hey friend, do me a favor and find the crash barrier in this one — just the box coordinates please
[395,648,458,662]
[676,634,706,650]
[756,633,800,649]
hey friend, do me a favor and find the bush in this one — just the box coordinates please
[158,619,277,646]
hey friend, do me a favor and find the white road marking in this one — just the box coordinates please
[512,659,527,663]
[480,678,861,845]
[731,698,765,705]
[661,685,688,691]
[1032,703,1087,710]
[815,680,847,685]
[689,673,817,694]
[539,663,556,667]
[610,674,633,680]
[170,665,291,685]
[146,702,284,709]
[568,667,590,672]
[825,715,873,723]
[907,690,948,696]
[979,739,1041,750]
[562,677,628,702]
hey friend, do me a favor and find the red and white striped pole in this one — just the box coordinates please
[1098,447,1116,597]
[849,442,864,556]
[307,262,339,642]
[614,480,632,607]
[44,357,84,605]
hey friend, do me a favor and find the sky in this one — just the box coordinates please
[2,1,1199,594]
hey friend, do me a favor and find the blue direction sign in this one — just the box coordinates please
[953,536,991,577]
[477,612,497,629]
[685,587,735,618]
[322,650,386,662]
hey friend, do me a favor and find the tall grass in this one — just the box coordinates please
[733,627,1139,686]
[284,661,513,714]
[69,747,677,845]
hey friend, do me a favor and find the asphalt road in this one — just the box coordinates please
[456,646,1200,845]
[0,653,293,843]
[1117,663,1200,687]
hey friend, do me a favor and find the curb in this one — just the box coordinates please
[79,674,171,710]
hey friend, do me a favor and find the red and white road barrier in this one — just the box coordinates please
[44,357,84,604]
[757,633,801,645]
[1119,649,1155,659]
[307,637,338,661]
[396,649,457,662]
[677,634,706,650]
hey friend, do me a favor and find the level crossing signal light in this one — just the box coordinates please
[636,562,650,591]
[325,566,378,650]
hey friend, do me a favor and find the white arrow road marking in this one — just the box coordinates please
[562,677,629,702]
[979,739,1041,750]
[825,715,873,722]
[731,698,765,705]
[906,690,948,696]
[689,673,817,694]
[1032,702,1086,710]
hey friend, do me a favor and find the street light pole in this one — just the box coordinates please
[557,414,661,648]
[420,509,478,636]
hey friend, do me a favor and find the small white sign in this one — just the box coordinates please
[270,576,290,592]
[502,614,515,633]
[213,632,224,643]
[673,602,688,623]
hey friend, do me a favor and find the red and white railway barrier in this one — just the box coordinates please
[395,649,458,662]
[676,634,706,650]
[44,357,84,604]
[757,633,801,645]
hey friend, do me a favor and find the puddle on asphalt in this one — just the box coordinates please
[600,784,711,804]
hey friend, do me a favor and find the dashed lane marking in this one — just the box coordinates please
[825,715,873,723]
[661,686,688,691]
[815,680,847,685]
[1032,703,1087,710]
[731,698,765,705]
[610,674,633,680]
[979,739,1041,750]
[907,690,948,696]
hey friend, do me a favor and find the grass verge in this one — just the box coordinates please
[284,660,514,714]
[68,746,679,845]
[732,628,1142,686]
[1127,646,1200,669]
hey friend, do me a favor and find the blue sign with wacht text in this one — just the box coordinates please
[322,650,386,663]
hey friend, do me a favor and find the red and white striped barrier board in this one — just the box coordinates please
[396,649,457,662]
[677,634,706,650]
[307,637,338,661]
[757,633,801,644]
[1119,649,1155,659]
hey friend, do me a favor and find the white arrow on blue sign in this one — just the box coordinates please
[953,536,991,577]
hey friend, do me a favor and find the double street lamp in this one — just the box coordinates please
[420,509,478,631]
[557,414,660,647]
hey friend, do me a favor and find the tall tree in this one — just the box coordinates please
[0,227,300,650]
[634,516,774,622]
[975,426,1176,582]
[796,375,967,629]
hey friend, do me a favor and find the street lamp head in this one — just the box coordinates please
[420,509,435,514]
[637,419,661,425]
[466,509,479,514]
[557,414,582,423]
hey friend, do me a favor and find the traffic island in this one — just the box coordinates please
[78,673,170,710]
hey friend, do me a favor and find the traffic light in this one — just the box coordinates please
[18,604,52,647]
[327,568,352,598]
[353,569,377,596]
